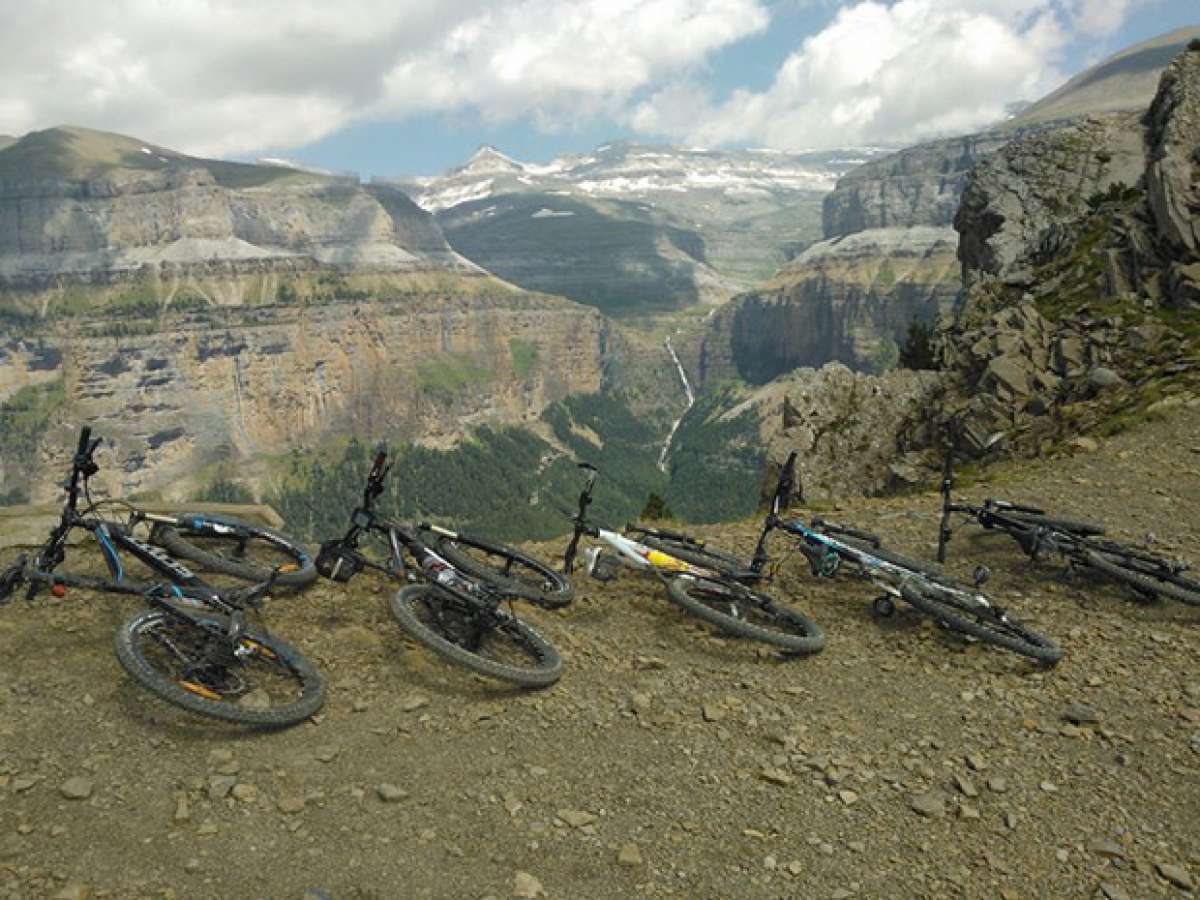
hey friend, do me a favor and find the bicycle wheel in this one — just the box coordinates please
[389,584,562,687]
[153,514,316,589]
[665,576,825,655]
[114,609,325,726]
[1082,550,1200,606]
[899,581,1063,666]
[641,536,744,574]
[417,527,573,608]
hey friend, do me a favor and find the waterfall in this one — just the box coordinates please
[658,335,695,472]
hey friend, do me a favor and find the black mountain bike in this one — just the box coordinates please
[937,424,1200,606]
[314,448,564,687]
[561,463,825,655]
[641,453,1062,665]
[0,428,325,726]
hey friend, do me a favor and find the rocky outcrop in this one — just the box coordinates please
[1146,43,1200,258]
[954,114,1147,292]
[932,44,1200,457]
[728,364,942,502]
[822,134,1013,239]
[0,127,478,292]
[690,227,958,386]
[0,293,609,502]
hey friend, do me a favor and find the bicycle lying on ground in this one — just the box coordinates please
[936,422,1200,606]
[561,463,824,655]
[315,448,565,687]
[636,452,1063,666]
[0,427,325,726]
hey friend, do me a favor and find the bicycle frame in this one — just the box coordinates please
[11,427,225,605]
[316,448,514,613]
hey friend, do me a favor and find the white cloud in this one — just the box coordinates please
[0,0,768,157]
[629,0,1152,150]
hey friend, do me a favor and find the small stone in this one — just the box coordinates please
[513,871,544,898]
[184,858,201,873]
[953,774,979,798]
[1004,812,1018,829]
[314,746,340,763]
[1089,840,1125,859]
[759,768,794,787]
[238,689,271,711]
[277,794,306,815]
[629,692,652,713]
[558,809,596,828]
[1039,781,1058,793]
[838,789,859,806]
[785,860,804,877]
[400,694,430,712]
[377,783,407,803]
[909,792,945,819]
[1063,704,1102,725]
[231,783,258,803]
[986,777,1009,794]
[59,777,93,801]
[173,796,191,823]
[53,885,90,900]
[1069,436,1100,453]
[208,776,236,800]
[617,843,643,867]
[352,698,369,713]
[13,775,38,793]
[702,703,725,723]
[965,753,987,772]
[1099,882,1131,900]
[1156,863,1195,891]
[207,749,235,767]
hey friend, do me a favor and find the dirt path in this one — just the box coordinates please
[1,408,1198,900]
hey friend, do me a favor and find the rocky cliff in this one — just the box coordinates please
[0,127,616,504]
[929,42,1200,462]
[0,292,609,503]
[0,126,478,298]
[690,227,958,386]
[396,142,885,315]
[821,133,1014,239]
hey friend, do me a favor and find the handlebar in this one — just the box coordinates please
[563,463,600,574]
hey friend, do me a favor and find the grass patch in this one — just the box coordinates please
[509,338,539,378]
[417,353,495,399]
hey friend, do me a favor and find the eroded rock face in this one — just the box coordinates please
[1147,44,1200,257]
[934,45,1200,453]
[954,113,1147,288]
[823,133,1013,239]
[693,228,958,386]
[0,294,609,502]
[738,363,943,503]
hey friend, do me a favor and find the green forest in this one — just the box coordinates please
[243,390,766,545]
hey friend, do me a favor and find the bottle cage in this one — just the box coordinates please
[316,540,364,583]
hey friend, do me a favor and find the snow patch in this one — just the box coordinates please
[531,208,575,218]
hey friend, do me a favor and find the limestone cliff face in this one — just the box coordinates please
[822,133,1013,239]
[934,44,1200,457]
[690,227,958,387]
[0,127,476,292]
[0,293,608,502]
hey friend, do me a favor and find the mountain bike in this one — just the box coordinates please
[314,448,563,687]
[723,451,1062,665]
[0,428,325,726]
[937,423,1200,606]
[1,428,315,601]
[560,463,824,655]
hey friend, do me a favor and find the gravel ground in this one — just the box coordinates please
[0,407,1197,900]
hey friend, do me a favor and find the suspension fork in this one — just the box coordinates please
[749,515,777,575]
[936,444,957,563]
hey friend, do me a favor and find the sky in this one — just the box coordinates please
[0,0,1196,177]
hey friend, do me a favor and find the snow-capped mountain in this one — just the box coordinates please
[402,141,885,213]
[384,141,889,314]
